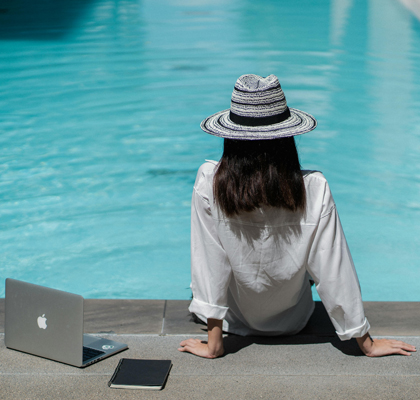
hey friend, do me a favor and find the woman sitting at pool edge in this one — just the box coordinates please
[178,74,416,359]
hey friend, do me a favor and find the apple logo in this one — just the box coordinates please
[37,314,47,329]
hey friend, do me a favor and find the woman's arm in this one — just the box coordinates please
[178,318,224,359]
[356,333,416,357]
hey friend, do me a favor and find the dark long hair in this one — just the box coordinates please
[213,137,306,216]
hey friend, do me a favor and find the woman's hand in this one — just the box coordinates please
[178,338,224,358]
[178,318,224,359]
[356,333,417,357]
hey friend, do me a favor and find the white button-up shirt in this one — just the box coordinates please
[189,161,370,340]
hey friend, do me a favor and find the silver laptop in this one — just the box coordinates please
[4,278,128,367]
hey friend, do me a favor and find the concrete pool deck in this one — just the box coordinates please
[1,300,420,399]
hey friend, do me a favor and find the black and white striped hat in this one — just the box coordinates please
[201,74,317,140]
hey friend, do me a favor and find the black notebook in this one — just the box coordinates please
[108,358,172,390]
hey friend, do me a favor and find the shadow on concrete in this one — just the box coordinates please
[0,0,99,40]
[199,302,364,357]
[222,334,364,358]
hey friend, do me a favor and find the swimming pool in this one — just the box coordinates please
[1,0,420,300]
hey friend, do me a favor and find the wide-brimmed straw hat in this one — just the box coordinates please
[200,74,317,140]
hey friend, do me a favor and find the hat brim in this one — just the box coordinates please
[200,108,317,140]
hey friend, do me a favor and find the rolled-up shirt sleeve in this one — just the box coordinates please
[306,181,370,340]
[188,165,232,320]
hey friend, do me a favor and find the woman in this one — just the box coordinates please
[178,74,415,358]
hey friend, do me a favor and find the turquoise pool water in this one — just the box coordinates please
[1,0,420,300]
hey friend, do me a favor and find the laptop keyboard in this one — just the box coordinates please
[83,346,105,363]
